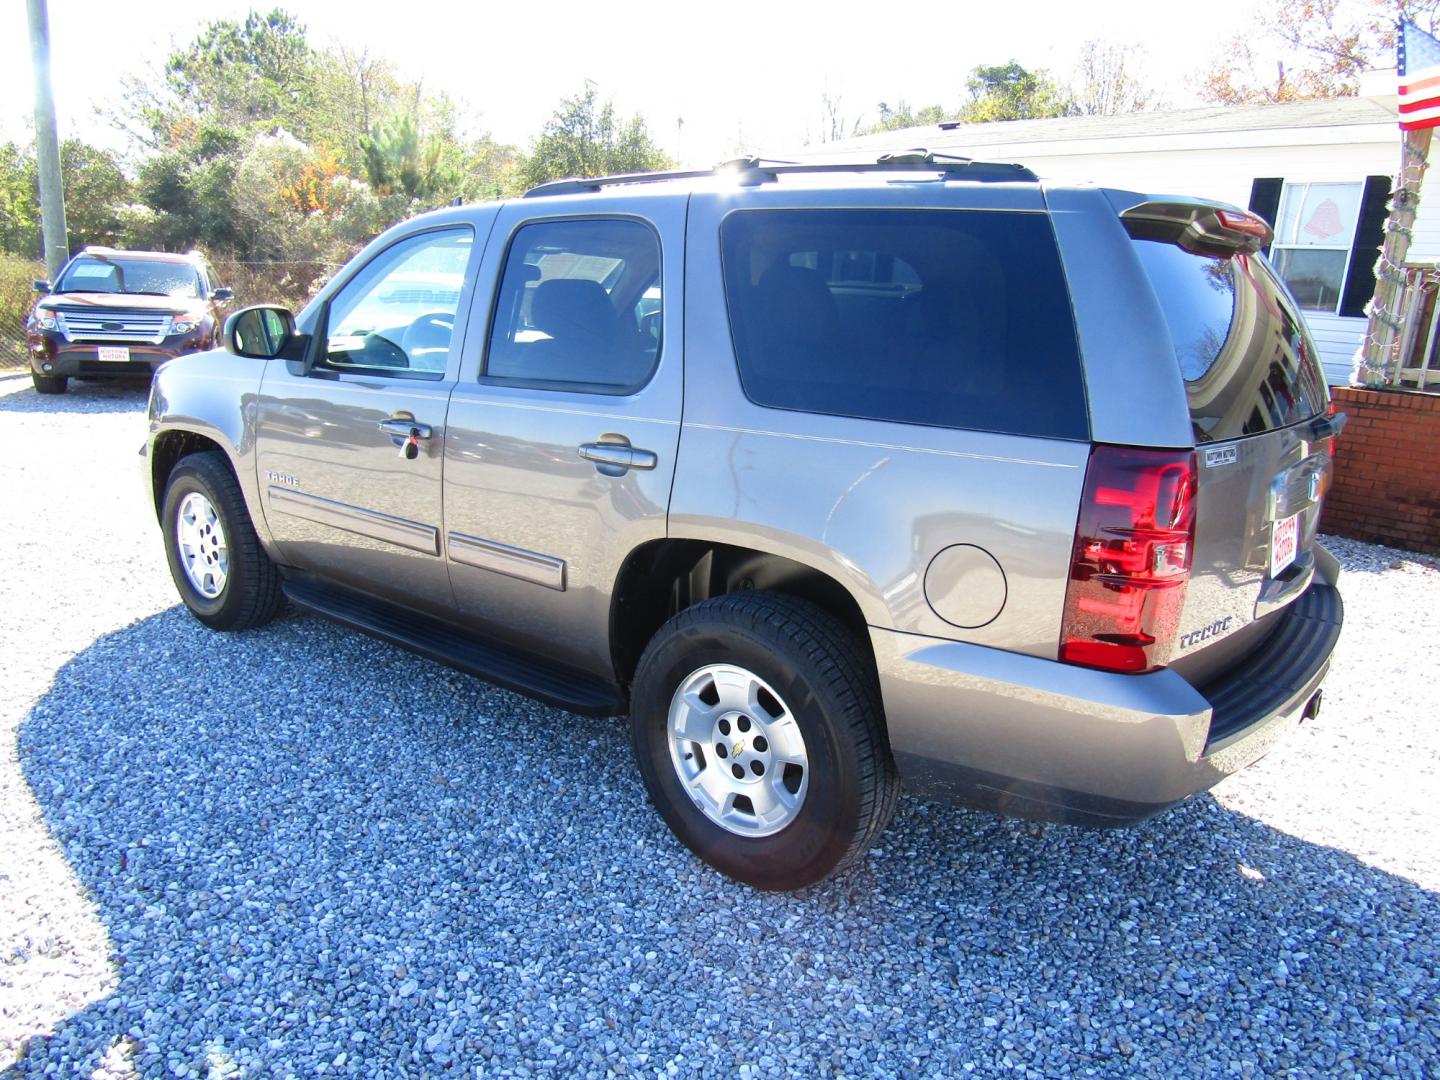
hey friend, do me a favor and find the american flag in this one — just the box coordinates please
[1399,19,1440,130]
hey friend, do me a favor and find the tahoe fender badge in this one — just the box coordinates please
[1203,446,1238,468]
[266,470,300,488]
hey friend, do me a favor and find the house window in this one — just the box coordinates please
[1269,182,1364,314]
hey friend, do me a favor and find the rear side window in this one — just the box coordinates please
[485,218,662,394]
[1130,239,1328,443]
[719,208,1088,440]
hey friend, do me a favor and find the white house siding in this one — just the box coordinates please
[818,106,1417,384]
[1408,164,1440,263]
[1305,313,1369,385]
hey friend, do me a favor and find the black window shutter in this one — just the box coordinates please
[1339,175,1394,319]
[1248,177,1284,256]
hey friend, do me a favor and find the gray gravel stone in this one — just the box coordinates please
[0,373,1437,1077]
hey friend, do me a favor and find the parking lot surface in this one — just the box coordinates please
[1,373,1437,1077]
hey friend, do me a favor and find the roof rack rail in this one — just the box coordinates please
[522,151,1035,198]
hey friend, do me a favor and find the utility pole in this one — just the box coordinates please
[27,0,68,281]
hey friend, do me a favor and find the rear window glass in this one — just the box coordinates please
[1130,239,1328,443]
[719,209,1089,440]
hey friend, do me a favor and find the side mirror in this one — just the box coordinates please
[223,305,297,359]
[212,286,234,302]
[33,279,51,293]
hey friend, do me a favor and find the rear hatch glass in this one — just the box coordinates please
[1130,236,1332,674]
[1130,239,1329,442]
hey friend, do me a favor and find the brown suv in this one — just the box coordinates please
[27,247,233,394]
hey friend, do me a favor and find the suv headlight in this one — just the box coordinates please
[171,318,198,335]
[36,313,57,331]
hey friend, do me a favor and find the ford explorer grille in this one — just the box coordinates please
[55,307,173,344]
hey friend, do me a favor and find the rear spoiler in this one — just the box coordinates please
[1117,197,1273,258]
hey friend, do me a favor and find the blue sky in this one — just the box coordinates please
[3,0,1327,165]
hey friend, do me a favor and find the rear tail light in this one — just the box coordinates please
[1215,208,1272,241]
[1060,445,1198,674]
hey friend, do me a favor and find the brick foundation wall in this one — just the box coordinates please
[1321,387,1440,555]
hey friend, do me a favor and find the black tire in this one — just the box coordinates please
[630,591,900,890]
[161,451,283,631]
[31,372,67,395]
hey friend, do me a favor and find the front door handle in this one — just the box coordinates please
[379,417,433,439]
[579,441,658,476]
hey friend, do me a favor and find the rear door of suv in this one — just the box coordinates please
[440,191,687,680]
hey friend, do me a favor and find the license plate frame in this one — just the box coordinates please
[1271,512,1300,577]
[97,346,131,363]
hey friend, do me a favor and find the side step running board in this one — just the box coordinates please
[283,578,625,717]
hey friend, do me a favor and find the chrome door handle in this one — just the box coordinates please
[578,441,658,476]
[379,418,432,439]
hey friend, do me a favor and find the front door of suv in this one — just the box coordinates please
[254,222,487,617]
[442,196,686,679]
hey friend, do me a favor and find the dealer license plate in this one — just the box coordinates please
[1271,512,1299,576]
[97,346,131,363]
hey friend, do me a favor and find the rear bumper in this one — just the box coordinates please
[874,554,1343,826]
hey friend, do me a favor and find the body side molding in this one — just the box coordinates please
[267,486,439,555]
[447,531,566,591]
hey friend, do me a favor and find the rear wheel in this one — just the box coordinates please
[31,372,67,395]
[161,451,283,631]
[630,591,899,890]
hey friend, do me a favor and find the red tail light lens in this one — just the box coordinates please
[1216,208,1272,241]
[1060,446,1198,673]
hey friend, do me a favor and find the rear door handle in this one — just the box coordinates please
[578,441,658,476]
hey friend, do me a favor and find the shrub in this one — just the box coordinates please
[0,254,43,368]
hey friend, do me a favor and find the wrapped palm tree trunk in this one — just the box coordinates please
[1353,127,1432,387]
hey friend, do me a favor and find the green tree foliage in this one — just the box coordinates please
[116,6,523,277]
[0,144,39,255]
[59,141,131,248]
[164,9,319,142]
[868,102,950,133]
[862,61,1077,135]
[0,140,132,256]
[959,62,1077,122]
[519,84,672,190]
[360,113,457,201]
[131,126,245,254]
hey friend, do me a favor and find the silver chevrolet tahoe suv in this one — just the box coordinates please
[144,154,1344,890]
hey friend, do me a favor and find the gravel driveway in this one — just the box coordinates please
[1,373,1437,1078]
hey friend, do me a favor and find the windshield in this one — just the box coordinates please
[55,256,203,298]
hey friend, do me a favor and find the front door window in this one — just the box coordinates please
[322,228,474,378]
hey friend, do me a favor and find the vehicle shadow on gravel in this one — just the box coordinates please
[0,376,149,415]
[12,607,1440,1077]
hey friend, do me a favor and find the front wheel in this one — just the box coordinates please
[31,372,67,395]
[630,592,899,890]
[161,451,283,631]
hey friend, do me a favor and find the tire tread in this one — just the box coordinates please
[635,590,900,884]
[167,451,283,630]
